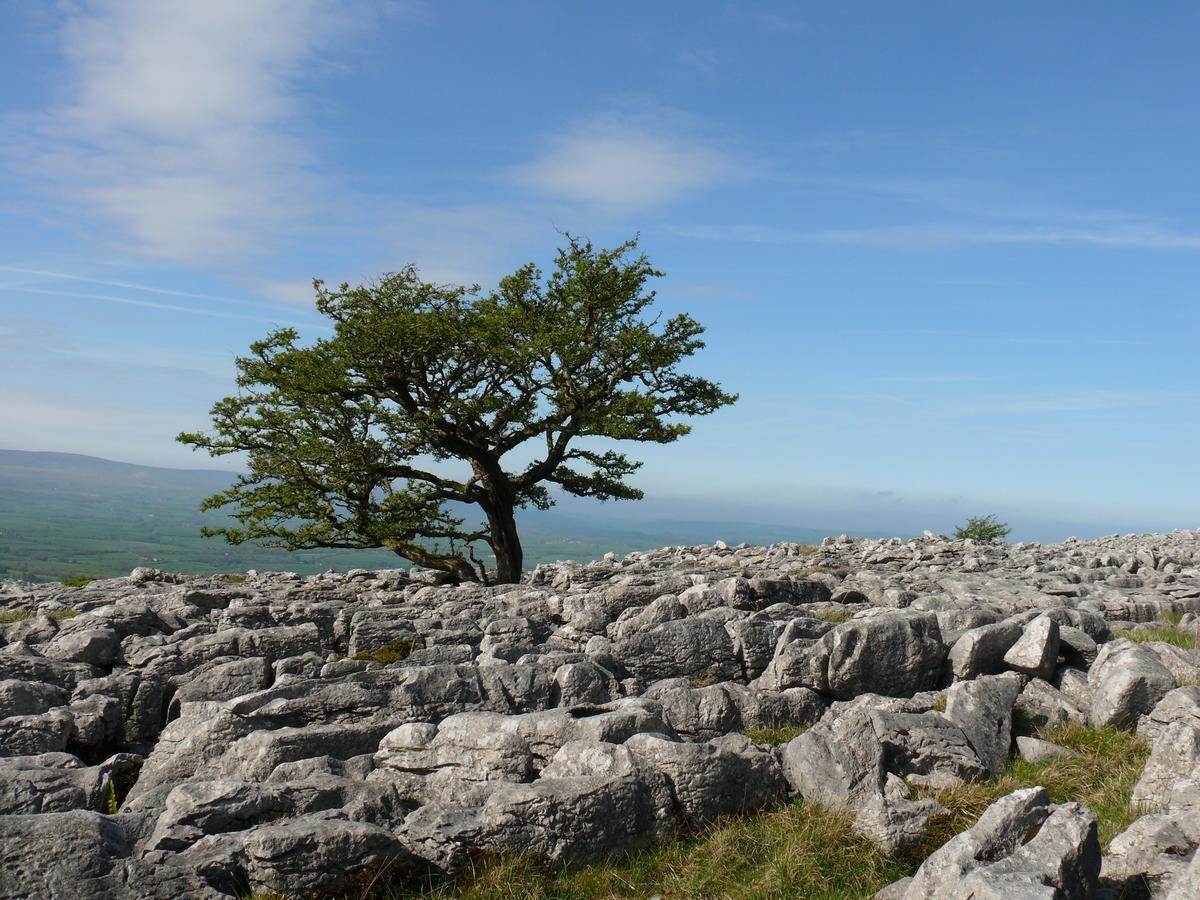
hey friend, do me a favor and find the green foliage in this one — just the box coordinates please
[47,609,78,620]
[222,573,248,584]
[179,237,735,585]
[743,723,809,746]
[953,514,1011,542]
[60,575,95,587]
[352,639,415,665]
[0,610,29,624]
[105,781,119,815]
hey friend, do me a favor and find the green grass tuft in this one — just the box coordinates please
[352,639,415,665]
[47,609,79,621]
[60,575,95,588]
[743,723,810,746]
[222,573,248,584]
[396,723,1148,899]
[423,801,911,900]
[105,781,119,815]
[815,609,853,624]
[1115,624,1198,649]
[0,610,30,624]
[914,723,1149,856]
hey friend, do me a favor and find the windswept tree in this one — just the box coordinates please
[178,237,736,583]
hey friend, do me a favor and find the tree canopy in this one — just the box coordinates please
[953,514,1012,542]
[178,236,737,583]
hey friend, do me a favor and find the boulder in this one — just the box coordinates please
[1089,639,1176,729]
[903,787,1100,899]
[1002,615,1060,680]
[948,620,1023,680]
[944,672,1022,777]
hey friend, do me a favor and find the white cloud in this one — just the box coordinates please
[13,0,365,264]
[515,114,730,214]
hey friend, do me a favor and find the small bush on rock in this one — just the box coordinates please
[60,576,95,588]
[953,515,1011,542]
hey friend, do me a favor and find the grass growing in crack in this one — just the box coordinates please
[420,802,911,900]
[1115,624,1199,650]
[60,575,95,588]
[352,639,414,665]
[0,610,29,623]
[397,723,1149,899]
[47,608,79,620]
[815,609,854,624]
[914,723,1149,856]
[222,573,248,584]
[743,723,810,746]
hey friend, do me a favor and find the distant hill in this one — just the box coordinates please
[0,449,840,582]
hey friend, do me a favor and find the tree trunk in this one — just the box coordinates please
[485,500,524,583]
[385,541,479,583]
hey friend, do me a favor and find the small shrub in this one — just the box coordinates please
[352,639,414,665]
[929,694,947,713]
[0,610,29,624]
[743,723,809,746]
[689,673,719,688]
[222,573,248,584]
[953,515,1011,542]
[105,782,119,815]
[61,576,95,588]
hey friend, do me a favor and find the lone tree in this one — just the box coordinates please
[953,514,1011,542]
[178,237,736,584]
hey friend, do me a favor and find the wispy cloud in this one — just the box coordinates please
[15,287,323,329]
[514,112,731,214]
[947,391,1185,415]
[671,218,1200,251]
[0,264,276,310]
[8,0,371,264]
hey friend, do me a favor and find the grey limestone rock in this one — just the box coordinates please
[1016,736,1073,763]
[1089,639,1176,729]
[0,810,131,899]
[1014,677,1087,734]
[903,787,1100,900]
[948,620,1023,680]
[1101,812,1199,898]
[1002,614,1060,680]
[944,671,1022,777]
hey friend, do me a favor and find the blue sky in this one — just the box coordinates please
[2,1,1198,540]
